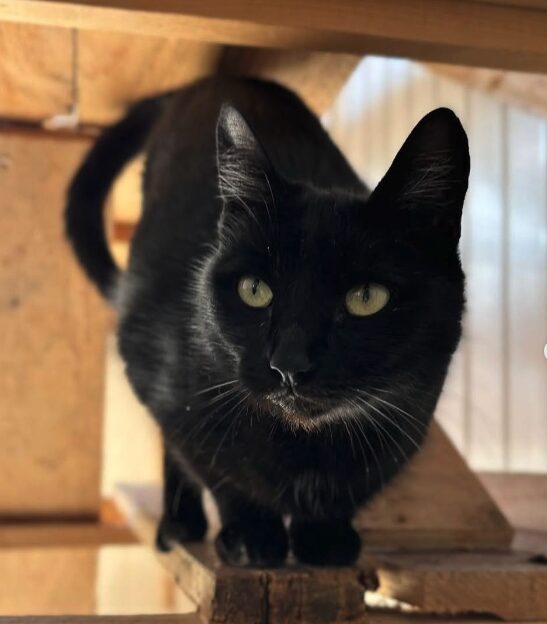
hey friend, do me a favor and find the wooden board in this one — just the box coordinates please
[0,128,109,517]
[0,547,97,615]
[354,422,513,549]
[116,482,547,623]
[115,484,369,624]
[1,0,547,72]
[369,550,547,621]
[0,618,201,624]
[0,22,73,122]
[78,32,221,125]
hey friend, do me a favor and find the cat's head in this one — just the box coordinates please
[199,104,469,430]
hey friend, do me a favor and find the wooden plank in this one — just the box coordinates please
[116,484,369,624]
[218,47,359,116]
[0,618,201,624]
[0,22,73,121]
[369,550,547,621]
[78,31,220,125]
[0,547,98,615]
[0,128,109,516]
[354,422,513,550]
[1,0,547,72]
[427,64,547,117]
[116,482,547,623]
[480,473,547,534]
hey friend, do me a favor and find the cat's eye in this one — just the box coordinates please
[238,276,273,308]
[345,283,390,316]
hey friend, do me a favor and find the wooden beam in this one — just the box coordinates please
[78,32,221,125]
[0,617,201,624]
[1,0,547,72]
[428,63,547,117]
[0,23,73,121]
[0,127,109,517]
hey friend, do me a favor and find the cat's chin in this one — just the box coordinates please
[263,390,337,431]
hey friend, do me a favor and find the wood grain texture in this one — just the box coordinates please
[0,22,73,121]
[370,550,547,620]
[78,31,220,125]
[0,129,109,516]
[1,0,547,72]
[354,422,514,549]
[218,47,360,116]
[0,547,97,615]
[115,485,369,624]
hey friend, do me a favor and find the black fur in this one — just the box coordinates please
[66,77,469,567]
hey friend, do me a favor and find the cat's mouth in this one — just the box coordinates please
[264,388,335,424]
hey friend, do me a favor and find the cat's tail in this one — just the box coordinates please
[65,93,170,301]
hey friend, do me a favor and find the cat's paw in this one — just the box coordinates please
[155,510,207,552]
[215,519,289,567]
[290,519,361,566]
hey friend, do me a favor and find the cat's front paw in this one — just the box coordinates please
[215,518,289,567]
[155,510,207,552]
[290,519,361,566]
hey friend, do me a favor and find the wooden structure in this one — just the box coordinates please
[1,1,546,622]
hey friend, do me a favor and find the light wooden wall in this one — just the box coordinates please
[325,57,547,472]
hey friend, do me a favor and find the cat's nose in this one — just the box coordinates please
[269,323,311,387]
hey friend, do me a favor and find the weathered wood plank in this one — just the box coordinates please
[0,128,109,516]
[369,550,547,620]
[1,0,546,72]
[0,617,200,624]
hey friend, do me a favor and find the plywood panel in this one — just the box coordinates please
[0,129,109,516]
[507,110,547,471]
[78,31,220,125]
[0,22,73,121]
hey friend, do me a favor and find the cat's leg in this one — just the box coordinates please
[214,485,288,566]
[289,517,361,566]
[156,449,207,552]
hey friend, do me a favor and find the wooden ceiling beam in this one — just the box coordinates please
[1,0,547,73]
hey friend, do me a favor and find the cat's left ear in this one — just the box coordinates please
[216,104,274,205]
[369,107,470,246]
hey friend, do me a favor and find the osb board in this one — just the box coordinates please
[0,129,109,516]
[78,31,221,125]
[0,22,73,121]
[354,422,513,549]
[0,547,97,615]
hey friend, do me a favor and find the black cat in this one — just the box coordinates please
[66,76,469,567]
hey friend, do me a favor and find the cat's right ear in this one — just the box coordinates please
[216,104,273,205]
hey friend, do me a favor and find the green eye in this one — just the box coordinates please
[238,276,273,308]
[345,283,390,316]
